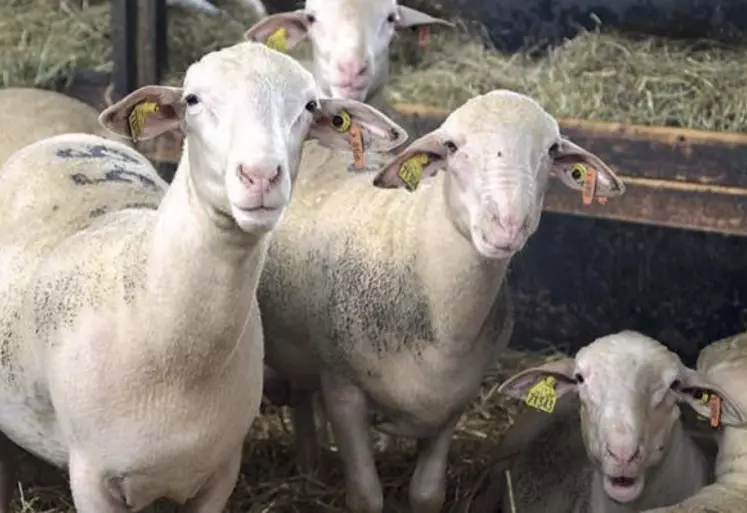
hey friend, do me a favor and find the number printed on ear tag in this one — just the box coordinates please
[525,376,558,414]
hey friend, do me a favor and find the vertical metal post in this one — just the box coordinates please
[110,0,138,102]
[137,0,169,87]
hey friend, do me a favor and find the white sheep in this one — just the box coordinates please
[495,330,747,513]
[256,88,626,513]
[640,332,747,513]
[243,0,453,103]
[0,87,123,166]
[0,40,406,513]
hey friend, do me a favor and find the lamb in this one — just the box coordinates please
[640,332,747,513]
[243,0,453,103]
[0,40,406,513]
[256,88,626,513]
[0,87,123,166]
[494,330,747,513]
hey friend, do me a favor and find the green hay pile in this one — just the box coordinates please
[0,0,261,90]
[6,348,560,512]
[386,22,747,133]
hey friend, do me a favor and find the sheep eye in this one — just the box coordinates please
[386,12,397,23]
[444,140,458,153]
[670,379,682,390]
[305,100,318,113]
[185,94,200,106]
[574,373,585,384]
[548,142,559,155]
[305,12,316,23]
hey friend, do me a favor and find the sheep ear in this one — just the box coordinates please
[309,99,408,153]
[395,5,454,30]
[371,130,447,191]
[674,368,747,427]
[551,137,625,198]
[498,358,577,414]
[243,10,308,53]
[99,85,184,141]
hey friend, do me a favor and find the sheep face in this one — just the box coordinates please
[244,0,453,101]
[371,90,626,259]
[98,42,408,233]
[499,331,747,504]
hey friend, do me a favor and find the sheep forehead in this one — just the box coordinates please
[443,90,559,146]
[184,42,317,105]
[306,0,395,18]
[576,331,682,395]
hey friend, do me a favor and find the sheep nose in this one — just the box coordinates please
[497,214,523,243]
[605,443,641,464]
[337,59,368,79]
[237,164,281,193]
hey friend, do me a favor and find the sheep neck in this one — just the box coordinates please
[139,155,269,373]
[415,176,511,343]
[715,427,747,486]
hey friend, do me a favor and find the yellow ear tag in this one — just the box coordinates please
[398,153,429,192]
[524,376,558,414]
[331,110,352,132]
[127,101,160,142]
[266,27,289,53]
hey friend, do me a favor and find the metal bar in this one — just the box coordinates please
[155,0,169,81]
[110,0,138,101]
[136,0,168,87]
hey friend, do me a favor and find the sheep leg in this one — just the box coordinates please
[314,392,333,449]
[320,371,383,513]
[0,433,17,513]
[68,451,129,513]
[408,415,460,513]
[181,448,242,513]
[289,387,321,475]
[262,364,291,406]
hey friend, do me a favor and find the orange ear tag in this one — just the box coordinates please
[581,165,597,206]
[418,26,431,49]
[349,124,364,169]
[709,394,722,428]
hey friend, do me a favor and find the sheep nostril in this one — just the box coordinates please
[271,165,282,184]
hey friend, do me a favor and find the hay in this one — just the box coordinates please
[0,0,260,89]
[385,22,747,132]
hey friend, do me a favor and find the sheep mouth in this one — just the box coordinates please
[238,206,279,213]
[603,475,644,503]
